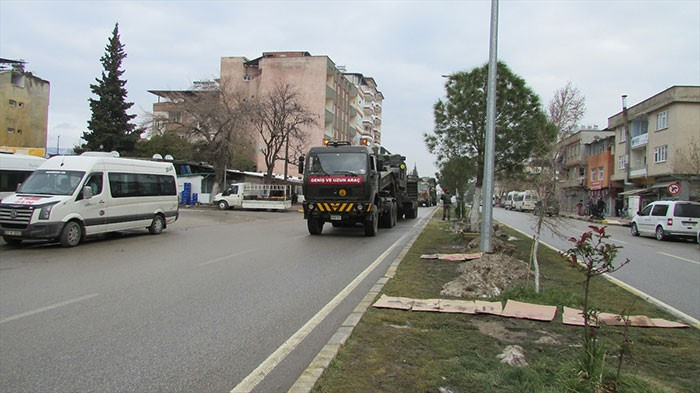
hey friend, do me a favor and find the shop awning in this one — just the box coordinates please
[618,188,647,196]
[650,181,678,189]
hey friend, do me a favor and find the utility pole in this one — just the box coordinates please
[480,0,499,253]
[622,95,630,187]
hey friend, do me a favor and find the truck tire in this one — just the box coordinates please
[308,217,323,235]
[364,209,378,236]
[405,205,418,219]
[217,200,229,210]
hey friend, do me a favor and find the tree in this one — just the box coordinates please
[425,62,555,230]
[249,83,318,182]
[82,23,139,153]
[437,156,475,221]
[547,82,586,138]
[150,77,255,195]
[529,83,586,292]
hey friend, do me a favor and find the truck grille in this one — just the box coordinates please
[0,206,34,226]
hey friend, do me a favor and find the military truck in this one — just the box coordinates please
[299,141,418,236]
[417,177,437,206]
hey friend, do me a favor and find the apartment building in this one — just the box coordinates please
[610,86,700,208]
[586,134,617,216]
[150,51,383,178]
[0,59,50,157]
[557,127,614,213]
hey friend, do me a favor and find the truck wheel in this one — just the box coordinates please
[308,217,323,235]
[405,205,418,219]
[217,200,229,210]
[59,221,82,247]
[364,209,378,236]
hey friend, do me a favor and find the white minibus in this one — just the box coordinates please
[0,153,47,201]
[0,153,179,247]
[513,190,539,212]
[504,191,518,210]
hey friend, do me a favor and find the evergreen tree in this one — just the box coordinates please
[82,23,138,153]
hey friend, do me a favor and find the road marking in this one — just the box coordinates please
[658,252,700,266]
[608,237,628,245]
[197,249,257,267]
[231,229,414,393]
[0,293,99,325]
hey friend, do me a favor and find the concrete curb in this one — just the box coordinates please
[288,208,437,393]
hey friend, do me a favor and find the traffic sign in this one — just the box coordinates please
[667,182,681,195]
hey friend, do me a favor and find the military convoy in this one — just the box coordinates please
[417,177,437,206]
[299,141,418,236]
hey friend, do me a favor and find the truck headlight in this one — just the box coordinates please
[308,204,315,211]
[39,202,58,220]
[356,203,364,211]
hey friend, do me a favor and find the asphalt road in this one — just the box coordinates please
[493,207,700,323]
[0,206,433,393]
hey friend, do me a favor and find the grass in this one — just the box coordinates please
[312,214,700,393]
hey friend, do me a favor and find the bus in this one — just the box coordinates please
[0,152,179,247]
[0,153,47,201]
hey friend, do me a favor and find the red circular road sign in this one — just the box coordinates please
[667,182,681,195]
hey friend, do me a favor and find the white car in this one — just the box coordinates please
[630,200,700,241]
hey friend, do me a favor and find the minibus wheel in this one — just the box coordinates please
[149,215,165,235]
[60,221,82,247]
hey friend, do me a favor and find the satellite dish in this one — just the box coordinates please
[164,154,174,161]
[152,154,163,160]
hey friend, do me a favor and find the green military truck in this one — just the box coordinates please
[299,141,418,236]
[417,177,437,206]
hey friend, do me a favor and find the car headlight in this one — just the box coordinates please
[39,202,59,220]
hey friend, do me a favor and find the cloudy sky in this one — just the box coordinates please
[1,0,698,177]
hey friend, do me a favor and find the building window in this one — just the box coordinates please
[7,128,15,134]
[656,111,668,130]
[598,166,604,180]
[8,99,17,107]
[618,155,627,169]
[590,168,596,181]
[654,145,668,163]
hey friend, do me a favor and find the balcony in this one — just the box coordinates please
[629,167,647,178]
[631,133,648,149]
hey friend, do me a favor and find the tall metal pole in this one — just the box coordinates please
[622,95,630,186]
[480,0,499,253]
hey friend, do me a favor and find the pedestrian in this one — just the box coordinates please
[597,198,606,218]
[577,199,584,216]
[441,189,452,220]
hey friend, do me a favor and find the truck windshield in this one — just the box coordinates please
[18,170,85,196]
[309,153,367,175]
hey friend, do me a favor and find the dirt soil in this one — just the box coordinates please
[440,252,530,298]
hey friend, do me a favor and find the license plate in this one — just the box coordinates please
[4,230,21,236]
[330,214,342,221]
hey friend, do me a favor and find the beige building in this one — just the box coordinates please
[610,86,700,203]
[0,59,50,157]
[557,127,614,212]
[150,51,383,178]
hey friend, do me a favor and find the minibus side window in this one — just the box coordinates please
[78,173,103,200]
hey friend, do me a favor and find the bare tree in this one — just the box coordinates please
[249,83,318,182]
[672,136,700,200]
[548,82,586,138]
[528,83,586,292]
[150,77,255,195]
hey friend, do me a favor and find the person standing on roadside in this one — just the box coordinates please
[441,188,452,220]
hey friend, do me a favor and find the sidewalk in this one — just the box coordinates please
[559,210,631,227]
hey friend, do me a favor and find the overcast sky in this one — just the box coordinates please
[1,0,698,177]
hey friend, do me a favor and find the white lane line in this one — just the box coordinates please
[658,252,700,266]
[608,237,628,245]
[0,293,100,325]
[231,229,413,393]
[197,249,257,267]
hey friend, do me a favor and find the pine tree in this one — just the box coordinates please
[82,23,138,153]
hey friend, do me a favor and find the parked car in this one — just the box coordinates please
[533,199,560,217]
[630,200,700,241]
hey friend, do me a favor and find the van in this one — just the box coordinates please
[504,191,518,210]
[631,200,700,241]
[513,190,538,212]
[0,153,46,201]
[0,153,179,247]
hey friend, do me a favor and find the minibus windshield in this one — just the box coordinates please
[18,170,85,196]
